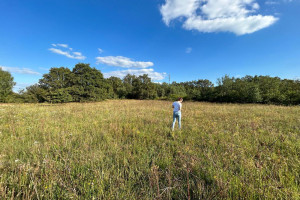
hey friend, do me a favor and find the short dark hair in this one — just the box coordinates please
[178,97,183,101]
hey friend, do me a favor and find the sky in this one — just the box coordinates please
[0,0,299,92]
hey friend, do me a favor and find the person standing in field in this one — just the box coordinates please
[172,97,183,131]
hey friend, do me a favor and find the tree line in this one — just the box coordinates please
[1,63,300,105]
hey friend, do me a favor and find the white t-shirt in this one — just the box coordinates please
[172,101,182,112]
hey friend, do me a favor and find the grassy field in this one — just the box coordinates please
[0,100,299,199]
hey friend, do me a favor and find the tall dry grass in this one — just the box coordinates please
[0,100,299,199]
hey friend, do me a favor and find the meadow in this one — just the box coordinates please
[0,100,299,199]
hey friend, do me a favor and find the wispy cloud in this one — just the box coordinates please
[52,43,68,48]
[51,43,74,51]
[49,44,86,60]
[265,1,279,5]
[103,68,167,81]
[96,56,154,68]
[266,0,293,5]
[98,48,104,54]
[186,47,192,53]
[160,0,278,35]
[0,65,41,75]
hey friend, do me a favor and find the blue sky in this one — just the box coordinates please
[0,0,299,91]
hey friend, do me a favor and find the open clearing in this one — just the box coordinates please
[0,100,299,199]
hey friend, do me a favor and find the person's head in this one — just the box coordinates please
[178,97,183,102]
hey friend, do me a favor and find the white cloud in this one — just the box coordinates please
[1,65,41,75]
[96,54,166,81]
[58,44,68,48]
[103,68,167,81]
[49,44,86,60]
[73,52,83,56]
[160,0,200,25]
[98,48,104,54]
[184,15,277,35]
[266,0,293,5]
[51,43,69,48]
[160,0,278,35]
[252,3,260,10]
[96,56,154,68]
[265,1,279,5]
[186,47,192,53]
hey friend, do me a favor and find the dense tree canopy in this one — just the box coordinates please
[0,68,15,102]
[2,63,300,105]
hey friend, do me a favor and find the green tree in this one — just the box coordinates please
[136,74,157,99]
[39,67,73,90]
[195,79,214,101]
[257,76,283,104]
[70,63,113,101]
[108,76,126,98]
[0,68,15,102]
[215,75,236,102]
[279,79,300,105]
[125,74,158,99]
[123,74,136,98]
[21,84,48,103]
[155,83,166,98]
[168,82,187,100]
[38,67,73,103]
[47,88,73,103]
